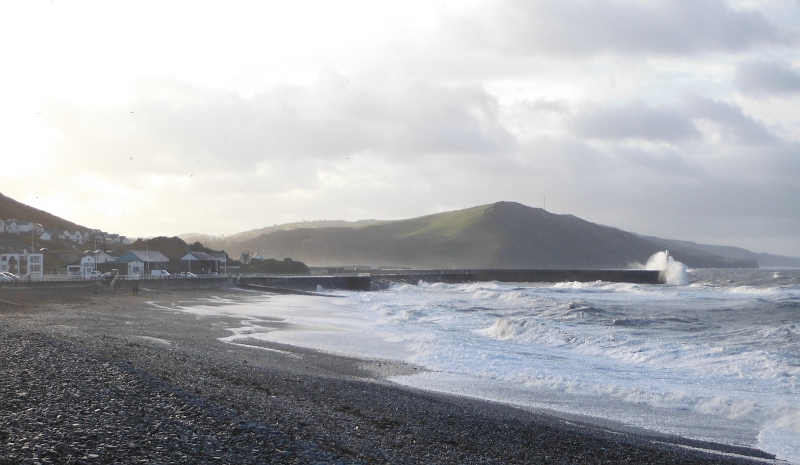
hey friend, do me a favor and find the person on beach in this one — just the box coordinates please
[132,282,139,295]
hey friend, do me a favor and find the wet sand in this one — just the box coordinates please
[0,286,777,464]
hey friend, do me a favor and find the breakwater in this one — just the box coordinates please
[1,270,664,299]
[236,275,372,292]
[371,269,663,285]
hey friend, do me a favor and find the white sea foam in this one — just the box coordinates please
[160,269,800,463]
[645,251,689,285]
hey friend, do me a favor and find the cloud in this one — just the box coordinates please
[735,59,800,95]
[682,96,778,145]
[569,101,699,142]
[447,0,781,57]
[41,75,516,180]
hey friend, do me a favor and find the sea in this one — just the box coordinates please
[173,258,800,463]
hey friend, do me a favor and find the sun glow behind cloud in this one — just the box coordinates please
[1,0,799,254]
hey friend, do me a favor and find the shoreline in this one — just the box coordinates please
[0,287,778,464]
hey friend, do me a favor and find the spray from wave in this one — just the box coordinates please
[645,250,688,285]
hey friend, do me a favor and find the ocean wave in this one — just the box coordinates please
[762,323,800,344]
[612,318,652,327]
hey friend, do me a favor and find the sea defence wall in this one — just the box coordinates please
[475,269,662,284]
[112,275,373,292]
[371,269,663,285]
[0,281,108,303]
[0,270,662,300]
[236,275,372,292]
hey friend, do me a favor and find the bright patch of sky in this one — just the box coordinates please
[1,0,799,256]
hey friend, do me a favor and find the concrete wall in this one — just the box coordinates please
[237,275,372,291]
[371,269,663,285]
[115,277,235,291]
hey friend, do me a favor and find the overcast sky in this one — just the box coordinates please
[2,0,799,256]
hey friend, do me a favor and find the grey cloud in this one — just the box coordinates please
[43,76,516,180]
[613,145,703,177]
[182,75,514,158]
[569,101,699,142]
[735,60,800,95]
[682,96,778,145]
[451,0,780,57]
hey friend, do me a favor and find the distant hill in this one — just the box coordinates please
[0,192,88,233]
[121,236,217,261]
[181,219,385,252]
[636,235,800,269]
[6,192,795,270]
[219,202,766,269]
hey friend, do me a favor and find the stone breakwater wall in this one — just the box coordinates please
[0,270,663,299]
[371,269,664,285]
[236,275,373,292]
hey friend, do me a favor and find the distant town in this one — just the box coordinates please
[0,216,306,281]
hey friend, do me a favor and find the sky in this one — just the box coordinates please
[1,0,799,256]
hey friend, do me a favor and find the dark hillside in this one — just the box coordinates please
[486,202,661,268]
[123,236,227,261]
[238,204,502,268]
[235,202,762,269]
[636,235,761,268]
[0,192,88,233]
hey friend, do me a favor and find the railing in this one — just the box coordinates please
[15,272,369,283]
[238,273,368,279]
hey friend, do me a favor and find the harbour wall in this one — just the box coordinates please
[1,269,663,299]
[371,269,663,285]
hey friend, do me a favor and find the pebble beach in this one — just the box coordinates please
[0,285,777,464]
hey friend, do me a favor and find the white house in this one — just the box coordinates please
[0,219,5,234]
[62,230,85,243]
[0,251,44,277]
[94,251,118,263]
[15,221,35,233]
[79,255,97,276]
[126,260,145,277]
[6,219,19,234]
[40,231,53,241]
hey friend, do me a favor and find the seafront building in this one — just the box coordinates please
[0,251,44,278]
[179,251,223,274]
[117,250,170,276]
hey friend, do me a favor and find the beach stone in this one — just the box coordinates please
[0,291,776,464]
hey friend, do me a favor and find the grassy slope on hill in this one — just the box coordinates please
[234,202,762,269]
[237,204,501,268]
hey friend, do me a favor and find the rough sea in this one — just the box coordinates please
[176,264,800,463]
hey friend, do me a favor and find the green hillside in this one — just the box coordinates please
[233,202,760,269]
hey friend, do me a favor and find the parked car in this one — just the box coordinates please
[103,269,119,279]
[178,272,197,278]
[86,270,104,279]
[151,269,170,277]
[0,274,14,283]
[0,272,21,282]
